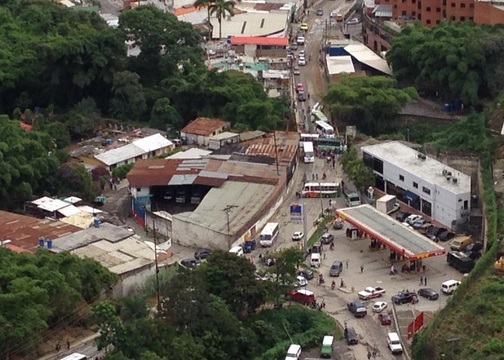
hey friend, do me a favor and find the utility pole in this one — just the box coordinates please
[223,205,238,248]
[153,221,161,314]
[273,131,280,176]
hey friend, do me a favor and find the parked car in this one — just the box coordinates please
[194,248,212,260]
[464,242,483,253]
[243,239,256,253]
[379,312,392,325]
[330,10,338,18]
[344,326,358,345]
[298,269,314,280]
[387,332,403,354]
[180,258,201,268]
[412,218,431,230]
[320,233,334,244]
[295,83,304,93]
[438,230,456,242]
[300,23,308,31]
[295,276,308,287]
[392,290,418,305]
[297,91,306,101]
[418,288,439,300]
[299,50,306,58]
[298,56,306,66]
[292,231,304,241]
[329,261,343,277]
[358,286,386,300]
[333,218,344,229]
[405,214,423,225]
[289,289,315,304]
[293,66,300,75]
[395,211,411,222]
[425,226,446,241]
[347,301,367,318]
[346,18,360,25]
[229,246,244,257]
[290,43,298,50]
[372,301,388,313]
[316,8,324,16]
[296,36,305,45]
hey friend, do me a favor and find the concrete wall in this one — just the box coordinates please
[145,211,172,240]
[172,218,228,249]
[131,186,150,198]
[112,263,156,297]
[475,2,504,25]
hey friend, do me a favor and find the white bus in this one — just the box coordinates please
[260,222,279,247]
[315,120,335,138]
[301,182,340,198]
[302,141,315,163]
[300,133,319,142]
[311,110,329,123]
[59,354,88,360]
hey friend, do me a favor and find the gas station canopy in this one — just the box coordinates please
[336,205,446,261]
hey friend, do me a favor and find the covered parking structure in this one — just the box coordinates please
[336,204,446,271]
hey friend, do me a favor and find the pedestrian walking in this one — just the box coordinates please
[367,351,372,360]
[323,251,326,260]
[345,259,349,268]
[372,350,377,359]
[419,276,424,286]
[315,173,318,180]
[332,159,335,169]
[55,343,61,352]
[67,339,70,349]
[360,265,364,273]
[425,277,428,286]
[312,173,315,180]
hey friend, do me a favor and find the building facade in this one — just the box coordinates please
[180,117,229,146]
[361,141,471,228]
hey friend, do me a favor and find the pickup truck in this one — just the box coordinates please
[347,301,367,318]
[358,286,386,300]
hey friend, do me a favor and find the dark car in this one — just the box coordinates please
[418,288,439,300]
[329,261,343,277]
[438,231,456,242]
[465,242,483,254]
[378,312,392,325]
[333,218,344,230]
[243,239,256,253]
[180,258,201,268]
[194,248,212,260]
[316,8,324,16]
[297,91,306,101]
[425,226,447,241]
[396,211,411,222]
[290,43,298,50]
[320,233,335,244]
[298,269,315,280]
[344,326,358,345]
[392,291,418,305]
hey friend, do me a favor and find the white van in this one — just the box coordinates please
[285,344,302,360]
[387,332,403,354]
[229,246,244,257]
[441,279,461,294]
[310,253,321,268]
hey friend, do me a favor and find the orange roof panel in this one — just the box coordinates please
[230,36,289,46]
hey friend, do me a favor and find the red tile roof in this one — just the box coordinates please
[127,159,185,188]
[0,211,81,252]
[230,36,289,46]
[174,5,200,16]
[180,117,228,136]
[19,122,33,131]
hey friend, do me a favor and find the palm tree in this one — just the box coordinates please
[209,0,236,39]
[194,0,214,27]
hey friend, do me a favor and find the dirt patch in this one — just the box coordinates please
[35,327,96,359]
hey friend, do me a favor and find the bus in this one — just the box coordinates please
[315,136,345,153]
[59,354,88,360]
[302,142,315,163]
[315,121,335,138]
[311,110,329,123]
[260,222,279,247]
[300,133,319,142]
[301,183,340,198]
[344,191,362,206]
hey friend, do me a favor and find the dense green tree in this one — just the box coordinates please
[110,71,147,120]
[93,301,122,352]
[323,75,417,135]
[209,0,236,39]
[150,98,183,131]
[387,22,504,106]
[57,162,99,201]
[340,147,375,191]
[201,250,268,317]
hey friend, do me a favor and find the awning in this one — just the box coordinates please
[404,190,419,202]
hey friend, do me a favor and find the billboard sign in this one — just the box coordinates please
[407,312,424,339]
[290,203,303,222]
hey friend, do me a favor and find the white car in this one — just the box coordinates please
[346,18,360,25]
[296,36,305,45]
[295,276,308,287]
[405,214,423,225]
[299,50,306,58]
[298,57,306,66]
[293,66,300,75]
[372,301,388,313]
[330,10,338,18]
[292,231,304,241]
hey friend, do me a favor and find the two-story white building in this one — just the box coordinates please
[361,141,472,228]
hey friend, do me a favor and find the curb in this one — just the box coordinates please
[391,302,412,360]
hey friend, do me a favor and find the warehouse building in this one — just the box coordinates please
[361,141,471,228]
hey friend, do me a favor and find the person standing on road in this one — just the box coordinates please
[419,276,424,286]
[367,351,372,360]
[345,259,349,268]
[360,265,364,273]
[425,277,428,286]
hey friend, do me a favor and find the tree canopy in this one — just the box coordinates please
[0,248,116,358]
[323,75,417,135]
[387,21,504,106]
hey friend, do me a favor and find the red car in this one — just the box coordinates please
[378,312,392,325]
[296,83,304,93]
[288,289,315,305]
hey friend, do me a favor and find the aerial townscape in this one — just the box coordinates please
[2,0,504,359]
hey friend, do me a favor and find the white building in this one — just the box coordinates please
[361,141,472,228]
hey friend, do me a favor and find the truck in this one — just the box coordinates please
[358,286,386,300]
[347,301,367,318]
[447,251,475,273]
[376,195,399,215]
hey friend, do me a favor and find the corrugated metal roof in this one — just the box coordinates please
[373,4,393,17]
[180,117,228,136]
[326,55,356,75]
[58,205,81,217]
[32,197,73,213]
[193,177,227,187]
[198,170,228,179]
[168,174,198,185]
[344,44,392,75]
[166,148,212,160]
[127,159,184,187]
[133,133,173,152]
[230,36,289,46]
[64,196,82,204]
[208,132,240,141]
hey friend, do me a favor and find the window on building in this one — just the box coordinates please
[363,152,373,168]
[451,2,455,7]
[436,7,441,12]
[413,182,418,189]
[461,2,465,7]
[422,200,432,217]
[442,0,446,5]
[394,4,397,8]
[469,3,474,8]
[402,10,407,15]
[436,20,440,24]
[426,19,431,24]
[412,0,416,3]
[136,188,141,192]
[418,13,422,20]
[464,200,469,210]
[460,16,465,20]
[373,158,384,174]
[399,175,405,181]
[469,16,474,20]
[426,6,431,11]
[412,11,416,15]
[422,186,431,195]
